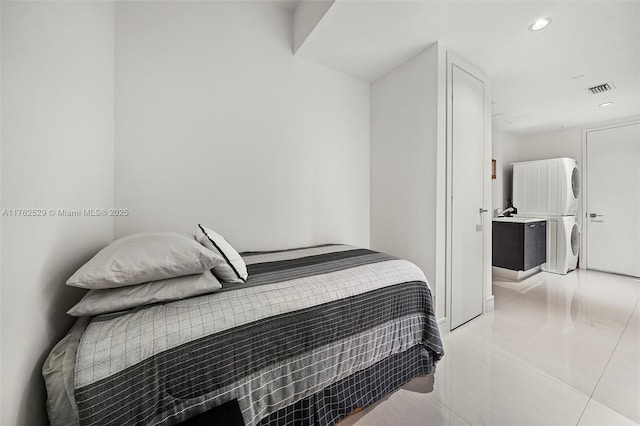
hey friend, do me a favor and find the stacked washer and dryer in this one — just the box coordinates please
[512,158,580,275]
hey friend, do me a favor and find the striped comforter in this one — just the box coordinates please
[51,245,444,425]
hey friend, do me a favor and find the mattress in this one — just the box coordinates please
[43,244,444,426]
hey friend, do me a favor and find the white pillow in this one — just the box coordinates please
[67,232,223,289]
[67,271,222,317]
[196,224,248,283]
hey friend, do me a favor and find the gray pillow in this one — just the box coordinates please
[66,232,222,289]
[67,271,222,317]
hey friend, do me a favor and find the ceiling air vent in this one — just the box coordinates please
[586,82,615,95]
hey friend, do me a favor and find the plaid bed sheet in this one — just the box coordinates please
[52,245,444,425]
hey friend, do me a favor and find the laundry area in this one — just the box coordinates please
[492,121,640,283]
[493,157,580,281]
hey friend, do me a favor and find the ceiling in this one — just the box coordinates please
[294,0,640,136]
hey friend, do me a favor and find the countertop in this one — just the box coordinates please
[492,217,546,224]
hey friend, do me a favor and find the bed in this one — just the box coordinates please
[44,244,444,426]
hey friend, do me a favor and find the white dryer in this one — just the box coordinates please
[542,216,580,275]
[512,158,580,216]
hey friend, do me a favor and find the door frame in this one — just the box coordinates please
[445,52,493,332]
[580,119,640,271]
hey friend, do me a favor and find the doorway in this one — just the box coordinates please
[446,54,492,330]
[583,121,640,277]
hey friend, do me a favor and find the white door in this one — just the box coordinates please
[585,122,640,277]
[450,64,485,329]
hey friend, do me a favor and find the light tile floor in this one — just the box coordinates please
[341,269,640,425]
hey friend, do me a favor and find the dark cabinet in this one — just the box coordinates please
[492,220,547,271]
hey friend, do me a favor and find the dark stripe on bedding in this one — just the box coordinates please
[216,250,394,293]
[75,282,439,425]
[258,344,434,426]
[247,249,388,274]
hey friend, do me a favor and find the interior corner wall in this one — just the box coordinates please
[113,1,370,252]
[491,129,520,214]
[293,0,335,53]
[370,43,441,312]
[0,2,115,425]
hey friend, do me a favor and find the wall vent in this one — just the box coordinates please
[586,82,615,95]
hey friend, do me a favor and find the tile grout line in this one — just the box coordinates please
[428,392,474,426]
[574,296,640,426]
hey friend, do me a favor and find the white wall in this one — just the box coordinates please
[491,129,520,214]
[370,43,445,318]
[114,1,370,251]
[517,128,583,163]
[0,2,114,424]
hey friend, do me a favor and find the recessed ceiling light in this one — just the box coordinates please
[599,102,614,107]
[529,17,551,31]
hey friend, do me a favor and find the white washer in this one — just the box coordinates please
[542,216,580,275]
[512,157,580,216]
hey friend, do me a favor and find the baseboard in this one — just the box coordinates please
[492,265,541,281]
[437,317,450,336]
[484,295,495,312]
